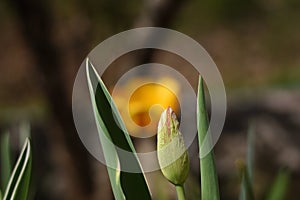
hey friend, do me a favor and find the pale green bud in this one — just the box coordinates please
[157,107,190,185]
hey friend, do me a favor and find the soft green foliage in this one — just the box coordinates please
[86,58,151,200]
[239,124,255,200]
[3,138,32,200]
[266,170,290,200]
[197,76,220,200]
[246,123,255,184]
[157,107,189,186]
[0,133,12,190]
[238,123,291,200]
[237,161,255,200]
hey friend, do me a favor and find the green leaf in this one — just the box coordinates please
[237,161,255,200]
[266,169,290,200]
[1,132,12,190]
[197,76,220,200]
[246,122,255,184]
[3,138,32,200]
[240,123,255,200]
[86,58,151,200]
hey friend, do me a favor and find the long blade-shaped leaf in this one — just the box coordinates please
[240,123,256,200]
[246,123,255,183]
[197,76,220,200]
[3,138,32,200]
[237,161,255,200]
[1,132,12,190]
[86,58,151,200]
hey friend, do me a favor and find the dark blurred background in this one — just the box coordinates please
[0,0,299,199]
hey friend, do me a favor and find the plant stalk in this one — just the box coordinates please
[175,185,186,200]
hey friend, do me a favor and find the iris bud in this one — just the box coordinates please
[157,107,189,185]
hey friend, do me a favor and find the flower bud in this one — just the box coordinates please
[157,107,189,185]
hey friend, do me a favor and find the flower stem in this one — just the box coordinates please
[176,185,186,200]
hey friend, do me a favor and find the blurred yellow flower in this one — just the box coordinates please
[112,77,180,137]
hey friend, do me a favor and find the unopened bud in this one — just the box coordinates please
[157,107,189,185]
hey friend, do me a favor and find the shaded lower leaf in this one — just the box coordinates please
[238,161,254,200]
[247,122,255,184]
[237,161,255,200]
[3,138,32,200]
[1,132,12,191]
[240,123,255,200]
[266,169,290,200]
[86,58,151,200]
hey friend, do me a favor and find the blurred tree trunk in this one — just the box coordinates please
[135,0,187,65]
[9,0,93,199]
